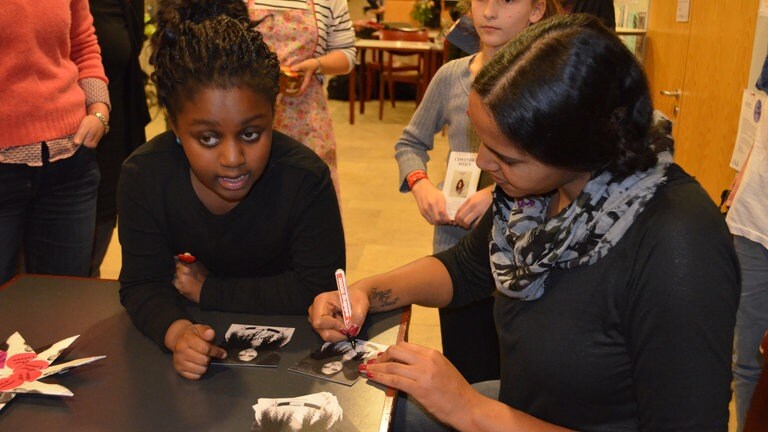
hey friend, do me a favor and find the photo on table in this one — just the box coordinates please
[288,339,387,386]
[212,324,295,368]
[251,391,343,431]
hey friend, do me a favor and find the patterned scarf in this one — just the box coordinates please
[489,151,673,301]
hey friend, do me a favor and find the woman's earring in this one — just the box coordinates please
[175,136,181,145]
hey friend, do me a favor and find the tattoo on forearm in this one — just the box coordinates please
[370,288,399,311]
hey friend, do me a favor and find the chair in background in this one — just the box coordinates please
[744,330,768,432]
[366,28,430,120]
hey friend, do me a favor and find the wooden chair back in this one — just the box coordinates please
[379,28,430,42]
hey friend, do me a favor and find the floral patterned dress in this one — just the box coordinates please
[248,0,341,197]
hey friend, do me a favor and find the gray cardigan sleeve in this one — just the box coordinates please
[393,62,456,192]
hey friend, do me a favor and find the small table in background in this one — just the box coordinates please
[348,38,444,124]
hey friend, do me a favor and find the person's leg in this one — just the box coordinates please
[732,235,768,431]
[90,216,116,277]
[0,162,35,285]
[24,146,100,277]
[392,380,500,431]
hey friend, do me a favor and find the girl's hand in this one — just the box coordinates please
[360,341,482,429]
[411,180,452,226]
[289,58,323,96]
[453,186,493,229]
[165,321,227,380]
[73,113,107,149]
[173,260,209,303]
[308,284,370,342]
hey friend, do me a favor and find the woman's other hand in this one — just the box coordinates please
[74,113,107,149]
[174,259,209,303]
[411,179,452,226]
[453,186,493,229]
[360,341,481,429]
[308,283,370,342]
[290,58,322,96]
[165,320,227,380]
[75,102,110,148]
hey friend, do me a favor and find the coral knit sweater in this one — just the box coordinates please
[0,0,107,148]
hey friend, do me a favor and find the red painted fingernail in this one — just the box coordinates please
[349,324,360,336]
[177,253,196,264]
[339,328,349,336]
[366,371,374,379]
[358,364,367,372]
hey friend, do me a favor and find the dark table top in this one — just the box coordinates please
[0,275,408,431]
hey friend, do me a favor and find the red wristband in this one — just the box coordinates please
[406,170,428,190]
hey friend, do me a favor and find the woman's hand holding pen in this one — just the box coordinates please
[308,284,369,342]
[165,320,227,380]
[360,341,481,430]
[173,259,208,303]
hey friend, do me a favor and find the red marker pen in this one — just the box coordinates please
[334,269,356,349]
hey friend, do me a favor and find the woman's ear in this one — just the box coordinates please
[529,0,547,24]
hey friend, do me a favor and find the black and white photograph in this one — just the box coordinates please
[288,340,386,386]
[213,324,295,368]
[251,391,343,432]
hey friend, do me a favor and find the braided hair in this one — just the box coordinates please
[150,0,280,123]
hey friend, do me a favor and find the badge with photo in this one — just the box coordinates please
[213,324,295,368]
[288,339,387,386]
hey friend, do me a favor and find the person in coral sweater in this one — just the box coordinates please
[0,0,110,285]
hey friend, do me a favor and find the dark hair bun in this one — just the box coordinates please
[474,14,659,180]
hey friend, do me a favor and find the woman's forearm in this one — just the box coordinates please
[457,392,573,432]
[316,50,354,75]
[357,256,453,312]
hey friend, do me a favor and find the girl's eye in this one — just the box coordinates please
[199,134,220,147]
[241,130,261,142]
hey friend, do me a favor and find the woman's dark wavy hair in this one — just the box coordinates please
[473,14,657,179]
[150,0,280,122]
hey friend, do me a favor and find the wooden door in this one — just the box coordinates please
[674,0,758,201]
[644,0,691,134]
[645,0,758,201]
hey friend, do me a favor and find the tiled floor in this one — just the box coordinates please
[99,95,738,430]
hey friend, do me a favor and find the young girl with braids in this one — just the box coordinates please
[394,0,560,382]
[311,14,739,430]
[117,0,345,380]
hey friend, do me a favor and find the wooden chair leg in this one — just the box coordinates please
[348,66,355,125]
[379,67,385,120]
[389,77,396,108]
